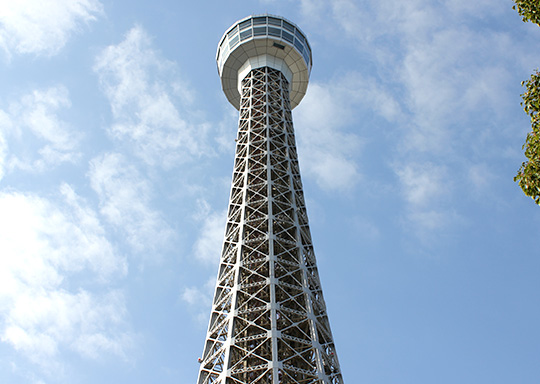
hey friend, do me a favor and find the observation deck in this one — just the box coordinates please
[216,15,312,110]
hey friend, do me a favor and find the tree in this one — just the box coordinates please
[513,0,540,26]
[513,0,540,205]
[514,70,540,205]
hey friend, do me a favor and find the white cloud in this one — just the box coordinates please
[94,26,209,167]
[299,0,328,24]
[395,163,448,208]
[398,27,517,154]
[0,187,130,369]
[181,277,215,326]
[406,209,451,232]
[294,69,405,192]
[0,0,103,57]
[0,86,80,176]
[0,187,125,299]
[89,152,174,255]
[59,184,126,278]
[192,199,226,266]
[301,0,525,151]
[298,0,531,239]
[3,290,130,363]
[0,111,8,180]
[295,76,374,192]
[394,162,459,236]
[468,163,494,191]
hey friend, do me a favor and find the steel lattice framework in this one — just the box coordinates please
[197,67,344,384]
[197,15,344,384]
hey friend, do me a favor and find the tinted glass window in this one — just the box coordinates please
[228,26,238,39]
[302,49,310,66]
[268,17,281,26]
[294,38,303,53]
[294,30,305,44]
[240,29,252,41]
[283,21,295,32]
[239,20,251,30]
[253,17,267,25]
[229,34,239,49]
[268,27,281,37]
[282,31,294,43]
[253,26,266,36]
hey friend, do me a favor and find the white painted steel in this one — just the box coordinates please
[197,16,343,383]
[197,66,344,384]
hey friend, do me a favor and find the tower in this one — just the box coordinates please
[197,15,344,384]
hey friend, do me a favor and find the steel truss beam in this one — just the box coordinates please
[197,67,344,384]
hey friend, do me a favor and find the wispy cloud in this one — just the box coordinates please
[393,162,460,238]
[304,0,521,142]
[0,86,81,178]
[94,26,210,168]
[298,0,328,24]
[0,186,130,371]
[3,290,131,365]
[0,112,7,180]
[89,152,174,256]
[394,162,448,208]
[398,27,517,155]
[192,199,226,266]
[181,199,225,326]
[0,0,103,58]
[467,162,496,195]
[295,74,389,192]
[299,0,533,239]
[181,277,215,327]
[352,217,381,242]
[445,0,503,15]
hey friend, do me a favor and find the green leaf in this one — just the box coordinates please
[515,69,540,206]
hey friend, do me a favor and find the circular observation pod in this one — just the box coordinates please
[217,15,312,110]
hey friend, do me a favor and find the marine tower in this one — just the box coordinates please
[197,15,344,384]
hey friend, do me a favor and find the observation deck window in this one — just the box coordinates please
[225,25,236,36]
[282,31,294,44]
[268,27,281,38]
[239,20,251,30]
[268,17,282,26]
[222,43,229,56]
[294,30,305,45]
[294,38,304,53]
[253,26,267,36]
[228,26,238,38]
[253,16,267,25]
[240,29,252,41]
[229,34,240,49]
[302,50,310,67]
[283,21,295,33]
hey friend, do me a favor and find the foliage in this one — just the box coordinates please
[513,0,540,26]
[513,1,540,204]
[514,70,540,205]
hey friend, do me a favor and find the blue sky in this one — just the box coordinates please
[0,0,539,383]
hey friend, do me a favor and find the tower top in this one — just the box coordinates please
[217,14,312,110]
